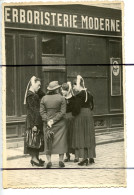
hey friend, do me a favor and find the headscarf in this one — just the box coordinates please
[24,76,36,105]
[76,75,87,102]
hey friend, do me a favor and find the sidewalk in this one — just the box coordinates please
[6,129,124,160]
[4,141,126,188]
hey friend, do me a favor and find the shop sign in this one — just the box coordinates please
[4,6,122,37]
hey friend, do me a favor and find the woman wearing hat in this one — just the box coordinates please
[61,82,75,162]
[24,76,45,167]
[40,81,67,168]
[72,75,96,166]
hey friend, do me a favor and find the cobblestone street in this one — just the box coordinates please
[3,141,126,188]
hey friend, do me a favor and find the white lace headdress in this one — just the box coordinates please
[76,75,87,102]
[65,81,74,99]
[24,76,36,105]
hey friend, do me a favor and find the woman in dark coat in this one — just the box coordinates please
[40,81,67,168]
[24,76,45,167]
[61,82,75,162]
[72,75,96,166]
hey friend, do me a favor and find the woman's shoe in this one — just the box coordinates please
[30,160,44,167]
[46,162,52,169]
[36,155,45,165]
[38,158,45,165]
[64,154,70,162]
[89,158,95,164]
[59,161,65,168]
[78,159,88,166]
[74,158,79,163]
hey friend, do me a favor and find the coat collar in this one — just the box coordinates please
[27,90,35,98]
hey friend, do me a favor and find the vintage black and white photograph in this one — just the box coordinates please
[2,2,126,188]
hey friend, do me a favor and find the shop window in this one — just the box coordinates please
[42,33,65,56]
[6,67,16,116]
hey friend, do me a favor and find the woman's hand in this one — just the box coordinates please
[47,119,54,128]
[32,126,37,132]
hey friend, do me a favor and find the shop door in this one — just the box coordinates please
[40,33,66,92]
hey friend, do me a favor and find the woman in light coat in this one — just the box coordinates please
[40,81,67,168]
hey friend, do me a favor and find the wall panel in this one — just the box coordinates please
[19,34,38,65]
[6,125,18,138]
[66,35,107,64]
[5,33,16,65]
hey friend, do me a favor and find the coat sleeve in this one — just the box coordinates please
[89,92,94,111]
[37,89,45,100]
[26,95,40,128]
[52,97,66,124]
[40,97,48,122]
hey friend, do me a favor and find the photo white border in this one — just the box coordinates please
[0,0,134,193]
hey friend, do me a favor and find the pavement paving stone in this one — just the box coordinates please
[3,141,126,188]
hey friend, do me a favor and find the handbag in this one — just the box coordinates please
[25,129,44,149]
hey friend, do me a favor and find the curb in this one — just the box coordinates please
[7,138,124,161]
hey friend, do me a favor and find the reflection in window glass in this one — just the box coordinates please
[42,33,64,55]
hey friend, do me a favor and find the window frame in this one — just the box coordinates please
[41,33,65,57]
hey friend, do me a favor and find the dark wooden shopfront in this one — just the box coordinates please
[4,4,123,147]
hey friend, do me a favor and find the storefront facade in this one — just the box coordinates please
[4,4,123,147]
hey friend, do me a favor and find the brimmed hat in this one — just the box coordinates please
[47,81,61,91]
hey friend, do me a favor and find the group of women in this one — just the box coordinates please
[24,75,96,168]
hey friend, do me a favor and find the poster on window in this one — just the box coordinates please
[110,58,121,96]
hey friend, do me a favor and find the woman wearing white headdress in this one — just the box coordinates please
[72,75,96,166]
[24,76,45,167]
[61,81,75,162]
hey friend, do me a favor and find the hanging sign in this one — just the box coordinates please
[110,58,121,96]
